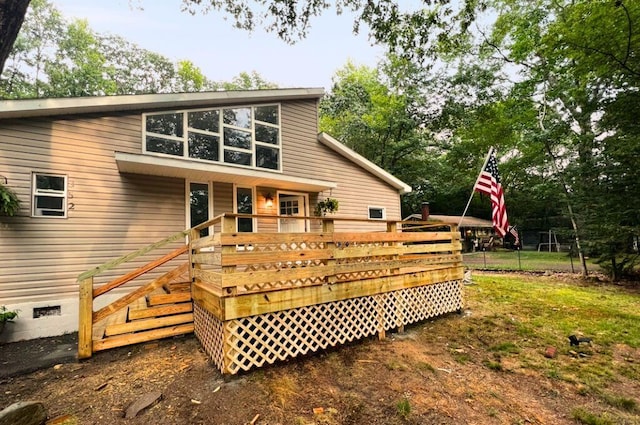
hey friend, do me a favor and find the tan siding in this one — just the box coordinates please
[212,182,233,233]
[0,115,184,304]
[280,100,402,231]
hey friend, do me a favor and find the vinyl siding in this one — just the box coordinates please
[0,115,185,305]
[280,100,401,231]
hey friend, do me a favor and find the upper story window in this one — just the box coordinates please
[144,104,281,171]
[32,173,67,218]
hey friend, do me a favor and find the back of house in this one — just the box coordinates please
[0,88,411,342]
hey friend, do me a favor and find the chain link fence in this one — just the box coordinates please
[462,250,585,273]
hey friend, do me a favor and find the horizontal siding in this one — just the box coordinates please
[0,114,185,304]
[280,100,401,230]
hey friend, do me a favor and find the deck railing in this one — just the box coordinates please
[190,214,463,322]
[77,230,191,359]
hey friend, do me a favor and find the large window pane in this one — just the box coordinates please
[190,182,209,236]
[254,105,278,124]
[256,145,279,170]
[189,132,219,161]
[188,110,219,133]
[224,150,252,166]
[146,136,183,156]
[223,127,251,149]
[223,107,251,128]
[236,187,253,232]
[36,175,65,191]
[36,196,63,209]
[146,113,183,137]
[255,123,279,145]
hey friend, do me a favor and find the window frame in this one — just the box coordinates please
[31,172,68,218]
[142,103,282,172]
[367,206,386,220]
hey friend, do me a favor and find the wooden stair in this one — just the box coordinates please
[92,278,194,352]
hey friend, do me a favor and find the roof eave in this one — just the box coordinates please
[0,88,326,119]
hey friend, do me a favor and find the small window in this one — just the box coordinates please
[368,206,386,220]
[32,173,67,218]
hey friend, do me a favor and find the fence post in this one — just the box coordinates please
[78,277,94,359]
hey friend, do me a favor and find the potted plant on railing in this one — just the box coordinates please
[0,180,21,217]
[0,306,19,336]
[314,197,339,216]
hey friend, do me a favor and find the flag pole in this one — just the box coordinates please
[459,146,495,227]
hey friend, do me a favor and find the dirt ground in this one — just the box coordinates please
[1,276,638,425]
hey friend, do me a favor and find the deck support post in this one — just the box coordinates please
[78,277,94,359]
[387,221,404,333]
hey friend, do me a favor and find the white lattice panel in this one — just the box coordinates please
[194,280,463,375]
[194,303,225,372]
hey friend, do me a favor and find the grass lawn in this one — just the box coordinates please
[464,273,640,424]
[463,250,599,273]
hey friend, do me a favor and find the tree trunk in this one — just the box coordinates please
[0,0,31,76]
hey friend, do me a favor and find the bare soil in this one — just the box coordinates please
[1,276,638,425]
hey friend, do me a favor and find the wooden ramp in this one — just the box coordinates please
[90,262,194,353]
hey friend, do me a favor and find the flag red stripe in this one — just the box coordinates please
[473,151,509,237]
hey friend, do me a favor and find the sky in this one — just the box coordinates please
[52,0,387,90]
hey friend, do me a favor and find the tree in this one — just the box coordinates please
[320,59,435,216]
[1,0,277,98]
[0,0,60,98]
[0,0,31,76]
[425,0,640,278]
[45,19,117,97]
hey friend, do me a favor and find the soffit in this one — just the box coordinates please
[115,152,337,192]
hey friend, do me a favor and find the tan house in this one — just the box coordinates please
[0,88,413,343]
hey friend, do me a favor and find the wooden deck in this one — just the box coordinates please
[190,215,464,374]
[77,214,463,374]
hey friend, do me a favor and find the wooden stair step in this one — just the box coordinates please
[93,323,194,352]
[92,304,129,340]
[148,292,192,306]
[163,281,191,293]
[105,313,194,337]
[128,302,193,321]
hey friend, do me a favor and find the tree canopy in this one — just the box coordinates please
[0,0,277,98]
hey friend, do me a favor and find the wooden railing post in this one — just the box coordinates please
[189,228,200,285]
[78,277,94,359]
[220,215,238,296]
[323,218,337,284]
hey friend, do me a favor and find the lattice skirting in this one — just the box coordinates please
[194,280,463,375]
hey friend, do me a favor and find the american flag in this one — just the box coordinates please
[508,225,520,247]
[474,149,509,237]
